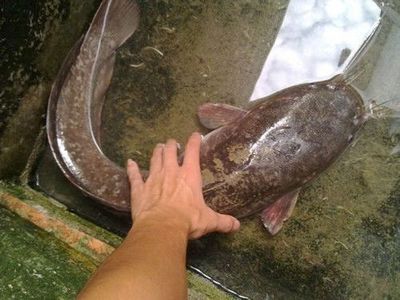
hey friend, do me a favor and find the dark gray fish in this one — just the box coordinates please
[47,0,140,211]
[47,0,366,234]
[198,75,365,234]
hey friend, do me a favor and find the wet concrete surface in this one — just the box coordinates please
[98,2,400,297]
[2,0,400,299]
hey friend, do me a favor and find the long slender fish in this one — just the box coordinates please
[47,0,366,234]
[47,0,139,211]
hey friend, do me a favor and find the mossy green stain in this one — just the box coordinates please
[0,206,95,299]
[0,182,235,299]
[356,179,400,279]
[0,181,123,248]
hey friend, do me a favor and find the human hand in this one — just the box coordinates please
[127,132,240,239]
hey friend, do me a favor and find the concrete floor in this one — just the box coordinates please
[0,183,234,299]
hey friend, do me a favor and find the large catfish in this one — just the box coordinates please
[47,0,366,235]
[198,79,365,234]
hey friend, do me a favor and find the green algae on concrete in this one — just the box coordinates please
[0,181,122,251]
[0,182,235,299]
[187,272,233,300]
[0,206,95,299]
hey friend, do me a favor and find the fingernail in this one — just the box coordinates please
[234,219,240,230]
[166,138,176,145]
[194,132,204,140]
[127,159,135,166]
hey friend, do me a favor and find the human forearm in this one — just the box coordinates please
[78,133,239,299]
[78,214,189,300]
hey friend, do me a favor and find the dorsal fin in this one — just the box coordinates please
[197,103,248,130]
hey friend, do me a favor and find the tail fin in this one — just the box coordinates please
[82,0,140,90]
[85,0,140,55]
[84,0,140,150]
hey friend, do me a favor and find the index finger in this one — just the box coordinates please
[183,132,202,172]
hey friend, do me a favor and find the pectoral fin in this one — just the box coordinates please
[197,103,247,130]
[261,189,300,235]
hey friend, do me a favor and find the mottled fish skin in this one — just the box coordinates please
[48,0,365,221]
[47,0,140,212]
[200,76,365,218]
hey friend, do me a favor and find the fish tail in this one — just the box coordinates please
[84,0,140,144]
[86,0,140,59]
[103,0,140,48]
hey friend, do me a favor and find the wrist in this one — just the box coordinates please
[131,209,191,238]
